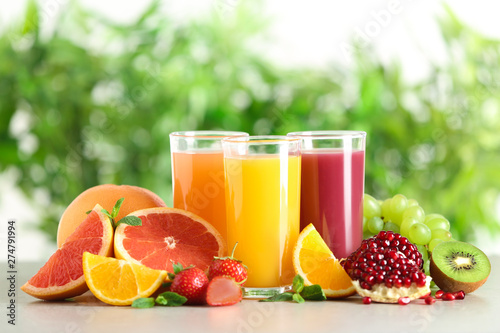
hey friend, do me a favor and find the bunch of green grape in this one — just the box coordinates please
[363,193,453,252]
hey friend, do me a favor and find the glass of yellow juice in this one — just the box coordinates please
[222,136,301,298]
[169,131,248,244]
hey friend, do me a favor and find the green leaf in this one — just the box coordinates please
[85,210,92,215]
[22,0,39,35]
[155,292,187,306]
[259,292,294,302]
[132,297,155,308]
[161,282,172,289]
[115,216,142,227]
[112,198,125,219]
[101,209,113,219]
[300,285,326,301]
[292,274,304,293]
[292,293,305,304]
[167,273,175,281]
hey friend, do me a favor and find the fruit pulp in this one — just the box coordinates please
[225,155,301,288]
[172,151,227,241]
[300,149,364,259]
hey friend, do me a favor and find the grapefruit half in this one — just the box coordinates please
[57,184,166,247]
[21,204,114,300]
[114,207,226,272]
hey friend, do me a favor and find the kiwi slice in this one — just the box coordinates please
[430,241,491,293]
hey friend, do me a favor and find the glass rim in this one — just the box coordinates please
[222,135,301,145]
[169,131,248,139]
[287,130,366,139]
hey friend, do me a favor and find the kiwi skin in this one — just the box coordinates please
[430,241,490,293]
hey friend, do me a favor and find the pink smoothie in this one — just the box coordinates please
[300,149,365,259]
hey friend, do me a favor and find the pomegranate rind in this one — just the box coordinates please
[352,276,432,303]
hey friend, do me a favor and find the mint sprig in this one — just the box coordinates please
[259,274,326,303]
[98,198,142,229]
[132,291,187,308]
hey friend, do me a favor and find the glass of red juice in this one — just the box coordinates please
[287,131,366,259]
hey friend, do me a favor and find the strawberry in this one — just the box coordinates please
[169,263,209,305]
[208,242,248,285]
[206,276,243,306]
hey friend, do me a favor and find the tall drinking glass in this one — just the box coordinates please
[170,131,248,244]
[222,136,301,298]
[287,131,366,259]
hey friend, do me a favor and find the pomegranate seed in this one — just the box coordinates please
[435,290,444,299]
[442,292,455,301]
[366,275,375,286]
[394,279,403,288]
[419,292,431,299]
[398,297,411,305]
[385,278,394,288]
[453,291,465,300]
[362,297,372,304]
[425,296,436,305]
[403,277,412,288]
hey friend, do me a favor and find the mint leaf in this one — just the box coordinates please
[101,208,113,219]
[132,297,155,308]
[116,216,142,227]
[259,292,294,302]
[300,285,326,301]
[112,198,125,219]
[292,293,305,304]
[292,274,304,293]
[155,292,187,306]
[85,210,92,215]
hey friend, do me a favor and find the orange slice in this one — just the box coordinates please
[82,252,167,306]
[114,207,226,272]
[293,223,356,298]
[21,205,113,300]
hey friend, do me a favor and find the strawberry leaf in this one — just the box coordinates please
[131,297,155,308]
[172,262,184,274]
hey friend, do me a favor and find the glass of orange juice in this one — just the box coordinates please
[169,131,248,245]
[222,136,301,298]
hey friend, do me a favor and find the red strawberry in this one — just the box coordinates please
[208,242,248,285]
[169,263,209,305]
[206,276,242,306]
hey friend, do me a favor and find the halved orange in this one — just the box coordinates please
[293,223,355,298]
[21,205,113,300]
[83,252,167,306]
[114,207,226,272]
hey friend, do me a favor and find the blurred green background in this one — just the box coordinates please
[1,1,499,248]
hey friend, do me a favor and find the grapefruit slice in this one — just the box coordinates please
[114,207,226,272]
[21,205,113,300]
[293,223,356,298]
[83,252,167,306]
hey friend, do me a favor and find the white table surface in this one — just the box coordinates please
[2,257,499,333]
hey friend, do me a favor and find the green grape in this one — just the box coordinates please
[408,222,431,245]
[402,205,425,223]
[430,229,452,241]
[416,244,430,275]
[407,199,419,207]
[381,198,392,221]
[424,214,451,231]
[363,194,381,219]
[363,216,369,232]
[367,217,384,234]
[384,221,400,233]
[400,217,419,237]
[429,238,444,252]
[389,194,408,225]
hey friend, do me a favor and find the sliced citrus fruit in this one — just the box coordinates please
[21,205,113,300]
[114,207,226,272]
[57,184,166,247]
[293,223,356,298]
[82,252,167,306]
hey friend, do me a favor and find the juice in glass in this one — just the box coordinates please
[223,136,301,297]
[288,131,366,260]
[170,131,248,243]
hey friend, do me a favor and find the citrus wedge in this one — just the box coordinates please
[83,252,167,306]
[293,223,356,298]
[21,204,113,300]
[114,207,226,272]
